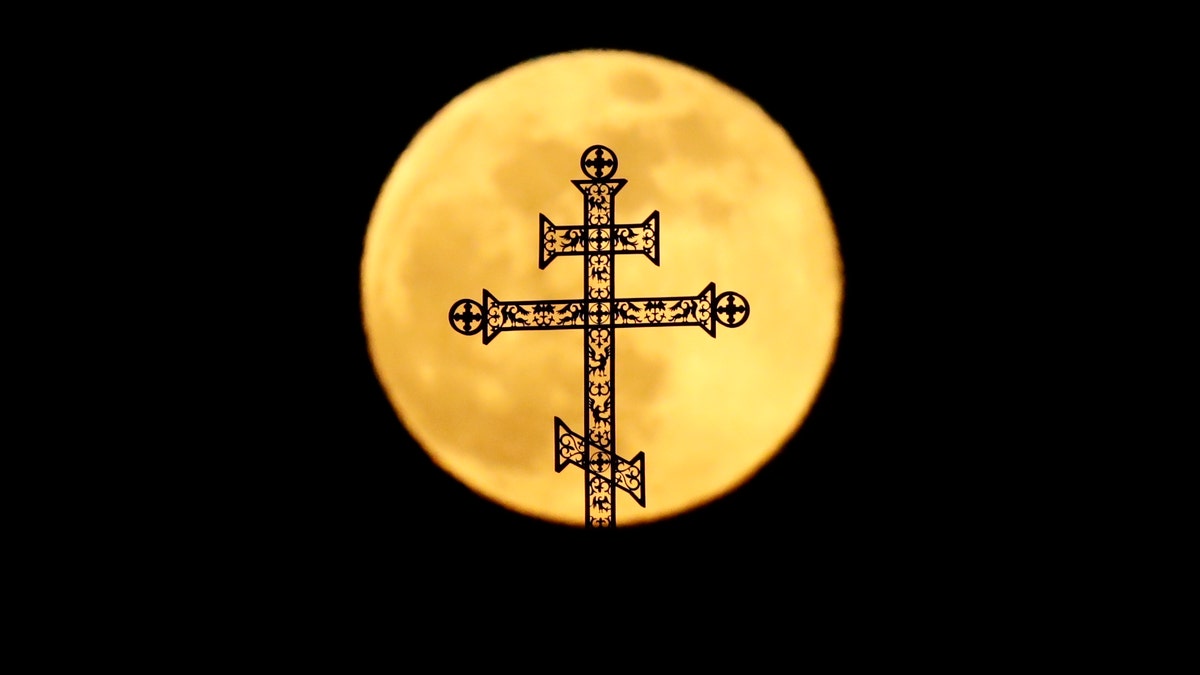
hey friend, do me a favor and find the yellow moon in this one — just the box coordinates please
[361,50,842,526]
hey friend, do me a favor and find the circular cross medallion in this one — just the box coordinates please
[581,145,618,179]
[449,299,485,335]
[714,291,750,328]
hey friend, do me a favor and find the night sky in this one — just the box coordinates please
[195,25,1006,600]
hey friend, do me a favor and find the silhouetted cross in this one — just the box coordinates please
[450,145,750,527]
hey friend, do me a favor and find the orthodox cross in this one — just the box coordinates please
[449,145,749,527]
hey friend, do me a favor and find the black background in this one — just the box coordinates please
[188,22,1016,600]
[35,8,1138,645]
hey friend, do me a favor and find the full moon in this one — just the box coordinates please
[361,50,842,526]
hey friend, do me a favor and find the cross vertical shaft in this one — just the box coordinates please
[582,170,619,527]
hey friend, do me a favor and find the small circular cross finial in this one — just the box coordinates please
[581,145,618,179]
[449,299,485,335]
[714,291,750,328]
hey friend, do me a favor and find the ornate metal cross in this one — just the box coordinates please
[449,146,749,527]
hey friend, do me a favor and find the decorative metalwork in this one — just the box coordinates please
[450,145,749,527]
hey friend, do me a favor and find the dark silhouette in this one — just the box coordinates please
[450,146,750,527]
